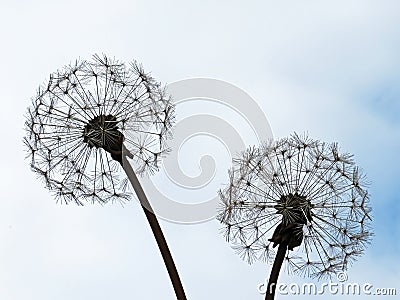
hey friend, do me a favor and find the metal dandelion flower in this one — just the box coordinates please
[23,54,188,300]
[24,54,174,205]
[218,133,373,281]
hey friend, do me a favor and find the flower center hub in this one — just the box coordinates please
[83,115,126,164]
[274,193,313,225]
[269,193,314,250]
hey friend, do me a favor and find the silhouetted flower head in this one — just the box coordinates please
[218,133,372,279]
[24,54,174,205]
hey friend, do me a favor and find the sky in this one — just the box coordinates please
[0,1,399,299]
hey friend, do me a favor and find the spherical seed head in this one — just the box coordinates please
[24,54,174,205]
[218,133,373,279]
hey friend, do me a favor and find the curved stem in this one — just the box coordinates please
[122,155,187,300]
[265,243,287,300]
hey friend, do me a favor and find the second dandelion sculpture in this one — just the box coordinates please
[218,133,372,300]
[24,54,186,300]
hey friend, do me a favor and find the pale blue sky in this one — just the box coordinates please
[0,1,399,299]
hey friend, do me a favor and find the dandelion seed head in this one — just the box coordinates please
[24,54,173,205]
[217,133,372,278]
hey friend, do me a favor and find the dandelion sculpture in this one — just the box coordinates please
[24,54,187,300]
[218,133,372,300]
